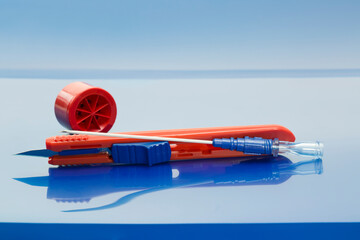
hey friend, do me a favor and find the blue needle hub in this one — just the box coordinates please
[212,137,274,155]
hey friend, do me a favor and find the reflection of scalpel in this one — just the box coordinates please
[15,156,323,212]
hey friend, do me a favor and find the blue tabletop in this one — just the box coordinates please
[0,76,359,238]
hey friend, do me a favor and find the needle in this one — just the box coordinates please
[61,130,212,144]
[61,130,324,158]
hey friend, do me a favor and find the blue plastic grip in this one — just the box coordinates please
[111,141,171,166]
[212,137,273,155]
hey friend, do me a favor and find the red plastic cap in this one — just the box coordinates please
[55,82,117,132]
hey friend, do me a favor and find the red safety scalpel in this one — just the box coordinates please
[43,125,296,166]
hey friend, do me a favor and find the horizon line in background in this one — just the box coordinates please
[0,69,359,79]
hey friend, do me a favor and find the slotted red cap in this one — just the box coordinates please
[55,82,117,132]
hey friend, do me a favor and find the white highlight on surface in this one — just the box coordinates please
[172,169,180,178]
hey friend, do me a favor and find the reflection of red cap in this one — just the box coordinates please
[54,82,117,132]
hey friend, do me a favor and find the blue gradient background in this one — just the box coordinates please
[1,0,359,70]
[1,1,360,237]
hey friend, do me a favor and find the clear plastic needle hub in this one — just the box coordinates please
[272,139,324,158]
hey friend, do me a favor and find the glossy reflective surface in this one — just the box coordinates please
[16,156,322,212]
[1,77,360,224]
